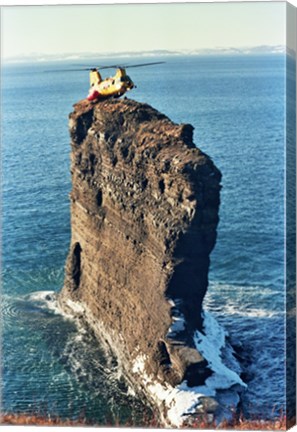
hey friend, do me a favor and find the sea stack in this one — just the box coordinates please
[59,98,222,425]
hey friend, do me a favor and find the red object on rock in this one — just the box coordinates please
[87,90,100,101]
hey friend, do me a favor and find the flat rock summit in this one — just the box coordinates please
[59,97,222,425]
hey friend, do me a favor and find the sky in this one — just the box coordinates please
[0,1,289,61]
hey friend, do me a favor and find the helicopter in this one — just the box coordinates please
[87,66,135,101]
[87,61,165,101]
[50,61,165,101]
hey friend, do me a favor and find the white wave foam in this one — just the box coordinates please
[205,281,284,318]
[203,283,287,419]
[207,303,282,318]
[194,311,246,392]
[166,298,186,336]
[132,353,205,427]
[209,282,280,294]
[25,290,56,301]
[132,310,247,427]
[65,298,85,314]
[25,290,86,323]
[23,293,245,425]
[25,290,63,315]
[167,315,186,335]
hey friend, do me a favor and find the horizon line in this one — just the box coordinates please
[3,44,294,64]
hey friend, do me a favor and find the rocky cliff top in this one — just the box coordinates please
[69,97,221,260]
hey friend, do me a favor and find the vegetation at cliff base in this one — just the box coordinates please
[1,412,291,430]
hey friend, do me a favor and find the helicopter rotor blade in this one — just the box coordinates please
[96,64,122,70]
[44,65,115,73]
[45,61,165,73]
[96,61,166,70]
[45,65,123,73]
[44,68,92,73]
[122,61,166,69]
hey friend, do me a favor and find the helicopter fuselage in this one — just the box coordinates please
[87,67,135,101]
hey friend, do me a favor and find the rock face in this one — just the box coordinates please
[59,98,222,425]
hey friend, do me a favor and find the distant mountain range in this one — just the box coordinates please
[4,45,295,64]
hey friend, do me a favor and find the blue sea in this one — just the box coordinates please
[1,54,292,423]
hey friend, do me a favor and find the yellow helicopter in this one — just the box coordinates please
[87,67,134,101]
[86,62,165,101]
[49,62,164,101]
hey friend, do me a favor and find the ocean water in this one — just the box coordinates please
[1,54,289,423]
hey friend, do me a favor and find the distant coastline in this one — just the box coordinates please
[3,45,294,65]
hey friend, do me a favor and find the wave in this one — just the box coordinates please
[2,290,150,422]
[193,311,246,421]
[205,303,283,318]
[1,291,61,330]
[133,305,246,426]
[194,311,245,390]
[25,290,58,305]
[2,286,286,422]
[24,291,87,320]
[203,282,286,419]
[205,281,284,318]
